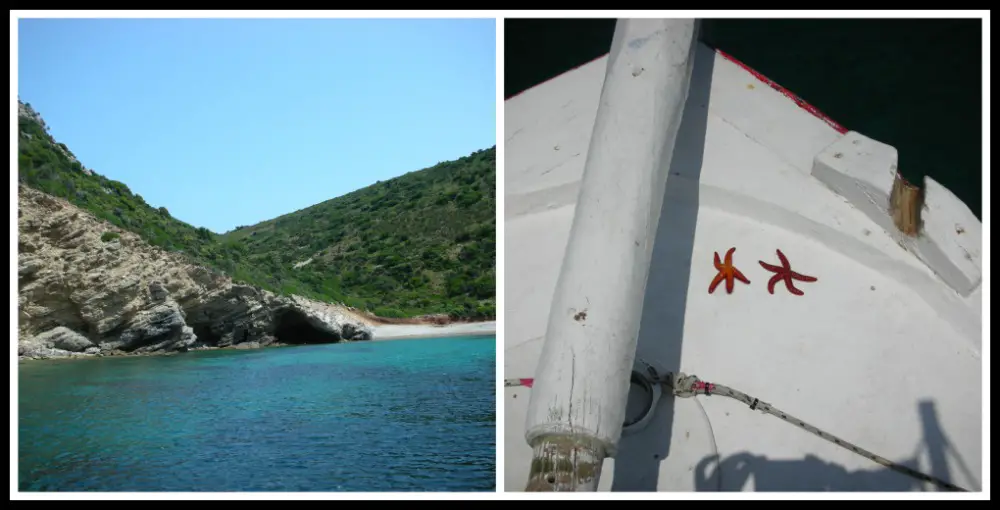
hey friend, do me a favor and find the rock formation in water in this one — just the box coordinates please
[17,185,373,360]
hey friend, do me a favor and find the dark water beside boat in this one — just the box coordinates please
[505,18,982,220]
[18,336,496,492]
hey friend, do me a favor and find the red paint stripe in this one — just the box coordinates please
[506,48,849,136]
[505,378,535,388]
[716,49,848,135]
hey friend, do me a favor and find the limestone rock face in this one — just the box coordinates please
[19,326,95,359]
[17,185,373,359]
[105,300,196,353]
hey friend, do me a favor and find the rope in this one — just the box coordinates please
[505,373,970,492]
[666,372,969,492]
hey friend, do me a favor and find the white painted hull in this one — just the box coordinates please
[503,27,982,492]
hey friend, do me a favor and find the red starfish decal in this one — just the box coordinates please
[759,249,818,296]
[708,247,750,294]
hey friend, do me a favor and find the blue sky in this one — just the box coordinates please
[18,18,496,233]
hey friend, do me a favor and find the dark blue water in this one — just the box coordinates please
[18,336,496,492]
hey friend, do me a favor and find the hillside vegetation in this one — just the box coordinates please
[17,100,495,319]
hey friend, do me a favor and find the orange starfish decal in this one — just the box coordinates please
[759,249,818,296]
[709,247,750,294]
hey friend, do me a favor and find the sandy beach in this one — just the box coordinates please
[371,321,496,341]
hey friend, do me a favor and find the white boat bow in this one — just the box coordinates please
[504,19,983,492]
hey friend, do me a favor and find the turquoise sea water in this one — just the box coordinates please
[18,335,496,492]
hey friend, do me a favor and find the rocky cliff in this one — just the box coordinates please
[18,185,373,360]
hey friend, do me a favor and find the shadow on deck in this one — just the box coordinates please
[692,401,980,492]
[611,40,715,492]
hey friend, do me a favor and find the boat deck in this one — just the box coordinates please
[503,43,982,492]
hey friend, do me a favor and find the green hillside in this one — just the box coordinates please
[17,100,496,319]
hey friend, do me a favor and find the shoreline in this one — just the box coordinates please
[18,321,498,362]
[371,321,497,342]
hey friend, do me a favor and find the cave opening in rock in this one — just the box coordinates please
[273,309,342,345]
[192,324,222,347]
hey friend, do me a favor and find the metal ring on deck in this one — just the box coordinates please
[621,358,662,436]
